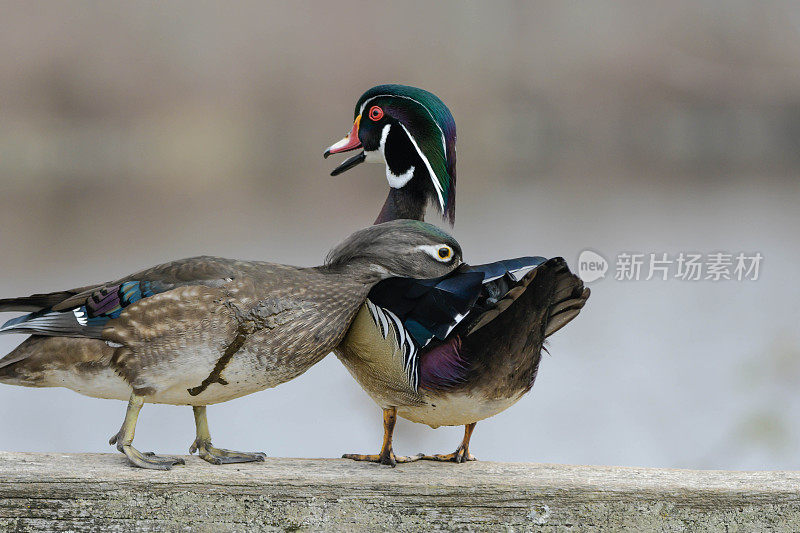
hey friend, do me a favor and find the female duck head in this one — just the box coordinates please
[324,220,462,281]
[325,84,457,225]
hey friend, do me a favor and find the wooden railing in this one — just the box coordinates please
[1,451,798,531]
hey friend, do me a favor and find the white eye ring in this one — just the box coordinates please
[418,244,454,263]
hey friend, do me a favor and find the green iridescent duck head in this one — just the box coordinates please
[324,84,457,225]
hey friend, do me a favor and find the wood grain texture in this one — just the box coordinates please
[0,451,798,532]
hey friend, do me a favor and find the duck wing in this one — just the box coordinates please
[363,256,550,390]
[0,256,242,339]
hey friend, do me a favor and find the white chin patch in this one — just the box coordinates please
[369,123,414,188]
[364,123,391,165]
[363,149,384,163]
[386,165,414,188]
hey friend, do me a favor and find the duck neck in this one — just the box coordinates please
[374,186,426,223]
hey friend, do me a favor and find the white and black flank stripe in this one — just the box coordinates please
[365,299,420,391]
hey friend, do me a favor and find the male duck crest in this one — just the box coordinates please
[326,84,457,225]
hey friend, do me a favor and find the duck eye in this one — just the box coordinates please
[369,106,384,121]
[417,244,456,262]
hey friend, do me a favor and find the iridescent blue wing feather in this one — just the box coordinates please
[367,270,484,348]
[0,256,240,340]
[0,280,170,339]
[368,256,547,346]
[365,256,549,391]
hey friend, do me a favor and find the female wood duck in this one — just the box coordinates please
[0,220,463,469]
[325,84,589,465]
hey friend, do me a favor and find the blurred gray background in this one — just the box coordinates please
[1,1,798,470]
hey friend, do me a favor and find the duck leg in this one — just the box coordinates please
[343,407,423,467]
[109,394,185,470]
[421,422,477,463]
[189,406,266,465]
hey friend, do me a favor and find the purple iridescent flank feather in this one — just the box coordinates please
[86,281,156,320]
[419,336,468,390]
[89,289,121,316]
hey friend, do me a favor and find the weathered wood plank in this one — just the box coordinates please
[0,451,799,532]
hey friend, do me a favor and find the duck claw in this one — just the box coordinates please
[421,446,476,463]
[120,444,185,470]
[190,438,266,465]
[342,451,423,467]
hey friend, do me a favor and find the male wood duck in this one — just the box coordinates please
[0,220,463,469]
[324,84,456,225]
[325,84,589,465]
